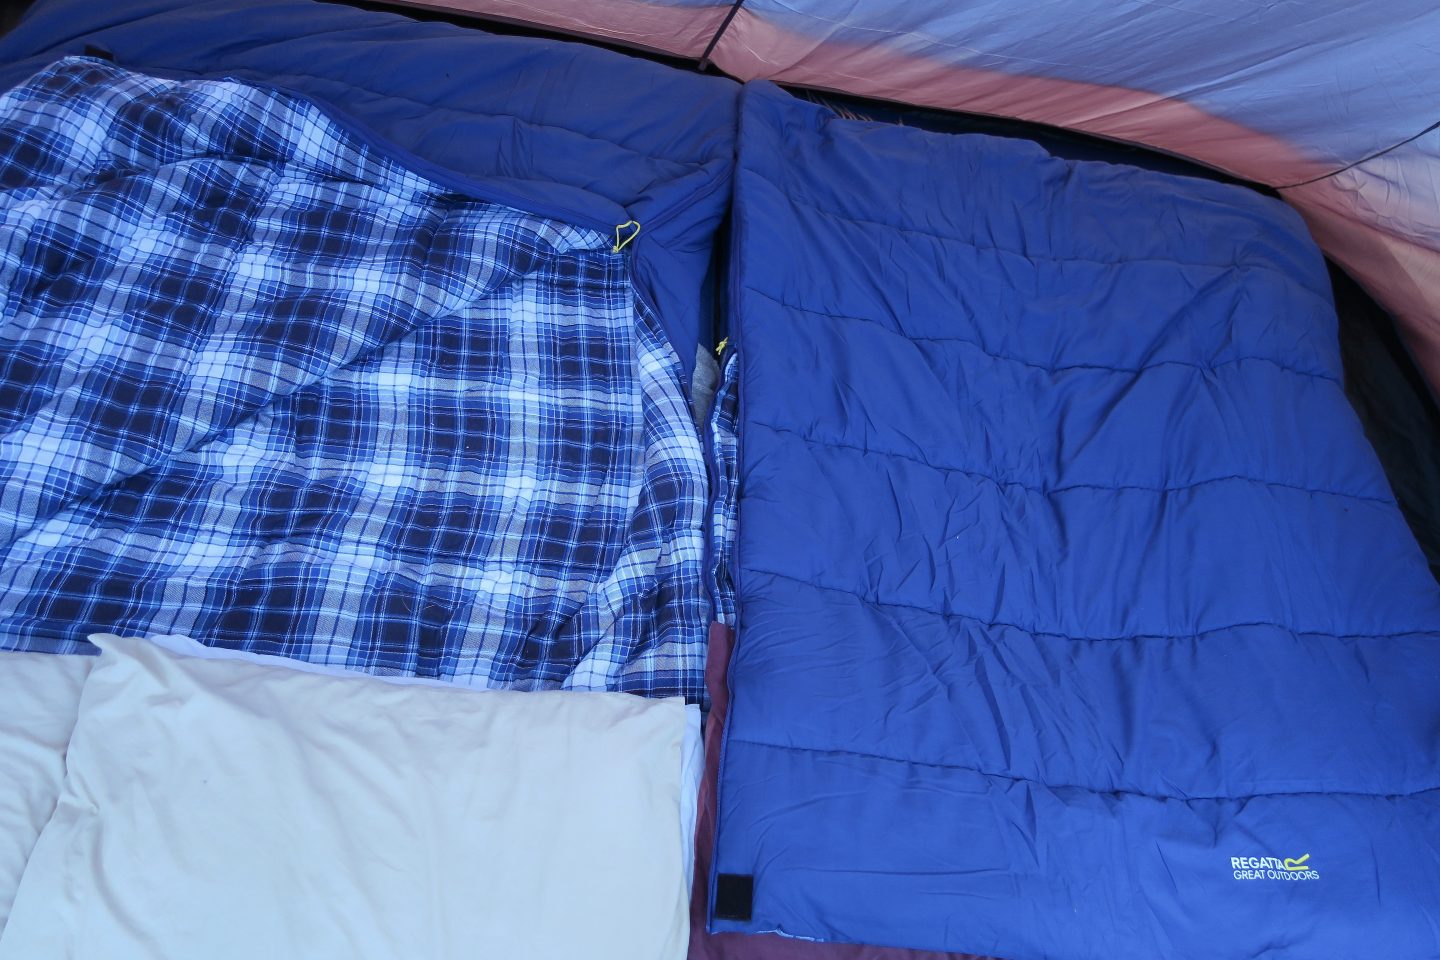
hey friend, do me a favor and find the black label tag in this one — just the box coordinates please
[714,873,754,922]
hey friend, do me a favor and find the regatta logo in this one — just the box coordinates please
[1231,853,1320,881]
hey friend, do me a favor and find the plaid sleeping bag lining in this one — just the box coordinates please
[0,58,708,702]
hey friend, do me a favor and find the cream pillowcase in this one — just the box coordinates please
[0,635,690,960]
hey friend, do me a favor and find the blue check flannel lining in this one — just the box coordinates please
[708,353,739,627]
[0,58,708,701]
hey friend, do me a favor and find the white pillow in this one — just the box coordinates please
[0,653,93,935]
[134,633,705,895]
[0,635,691,960]
[140,633,708,896]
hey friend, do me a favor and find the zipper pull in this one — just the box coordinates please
[613,220,641,253]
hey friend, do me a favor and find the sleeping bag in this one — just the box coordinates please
[710,83,1440,960]
[0,0,741,702]
[0,57,710,700]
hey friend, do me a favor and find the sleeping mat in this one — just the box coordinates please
[710,83,1440,959]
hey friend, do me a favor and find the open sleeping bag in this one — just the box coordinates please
[710,83,1440,959]
[0,0,737,702]
[0,2,728,951]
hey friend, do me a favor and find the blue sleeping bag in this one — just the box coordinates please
[711,83,1440,959]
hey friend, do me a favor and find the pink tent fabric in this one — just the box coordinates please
[396,0,1440,392]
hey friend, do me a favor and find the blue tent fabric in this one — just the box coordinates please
[711,83,1440,959]
[0,0,738,384]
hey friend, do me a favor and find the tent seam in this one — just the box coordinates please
[697,0,746,72]
[1277,118,1440,190]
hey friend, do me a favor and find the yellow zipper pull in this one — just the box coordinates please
[613,220,641,253]
[715,336,730,358]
